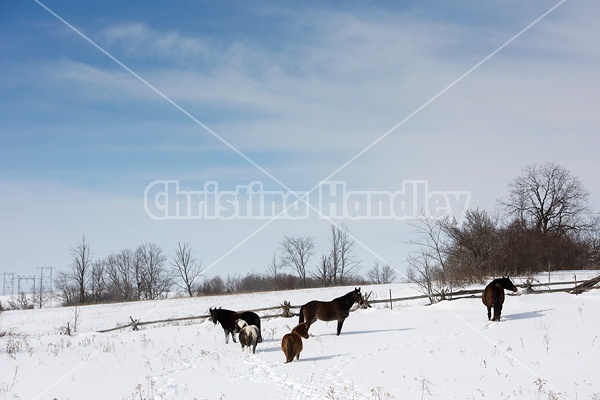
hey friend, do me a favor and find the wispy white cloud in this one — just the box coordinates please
[9,3,600,182]
[2,1,599,277]
[99,22,210,61]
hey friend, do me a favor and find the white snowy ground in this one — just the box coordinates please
[1,271,599,400]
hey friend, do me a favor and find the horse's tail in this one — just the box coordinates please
[257,319,263,343]
[298,305,305,324]
[492,285,501,308]
[284,336,295,363]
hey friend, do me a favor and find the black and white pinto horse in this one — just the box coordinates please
[209,307,262,343]
[236,320,260,354]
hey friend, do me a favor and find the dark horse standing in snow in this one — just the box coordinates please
[209,307,262,343]
[482,277,518,321]
[299,287,365,335]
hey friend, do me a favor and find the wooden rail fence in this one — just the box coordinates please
[97,274,600,333]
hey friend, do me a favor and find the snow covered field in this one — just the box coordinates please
[1,272,599,400]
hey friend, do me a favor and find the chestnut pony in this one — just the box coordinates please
[281,322,310,363]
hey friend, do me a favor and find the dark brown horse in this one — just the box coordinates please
[299,287,364,335]
[482,277,518,321]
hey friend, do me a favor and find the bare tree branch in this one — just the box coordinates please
[279,236,315,288]
[501,162,590,237]
[172,242,203,297]
[70,235,92,303]
[329,224,361,285]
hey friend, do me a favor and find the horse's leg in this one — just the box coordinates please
[336,318,345,335]
[496,303,503,321]
[232,330,237,343]
[304,319,311,332]
[487,306,492,321]
[491,286,503,321]
[224,329,229,344]
[303,311,316,332]
[491,303,502,321]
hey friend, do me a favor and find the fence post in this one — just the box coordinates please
[129,316,140,331]
[280,301,293,317]
[389,289,392,310]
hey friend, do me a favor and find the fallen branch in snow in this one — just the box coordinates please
[570,274,600,295]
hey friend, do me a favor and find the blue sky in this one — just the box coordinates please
[1,0,599,281]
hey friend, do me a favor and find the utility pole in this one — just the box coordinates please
[3,273,15,296]
[38,266,54,308]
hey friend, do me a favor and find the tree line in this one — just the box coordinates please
[407,162,599,302]
[52,224,397,307]
[48,161,598,307]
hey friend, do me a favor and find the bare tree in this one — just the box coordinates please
[279,236,315,288]
[33,271,53,309]
[137,243,171,300]
[238,273,268,292]
[311,253,333,287]
[200,275,226,295]
[225,274,240,293]
[367,262,381,284]
[586,216,600,266]
[329,224,361,285]
[442,208,501,280]
[406,249,446,304]
[70,235,92,303]
[410,214,449,276]
[54,270,78,306]
[329,226,340,285]
[366,262,397,284]
[407,213,461,298]
[172,242,203,297]
[90,259,107,302]
[501,162,590,237]
[382,264,397,284]
[132,246,147,300]
[265,253,282,290]
[105,249,136,301]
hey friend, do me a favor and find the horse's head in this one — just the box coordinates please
[234,319,247,333]
[209,307,218,324]
[293,322,310,339]
[354,287,365,306]
[502,276,518,293]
